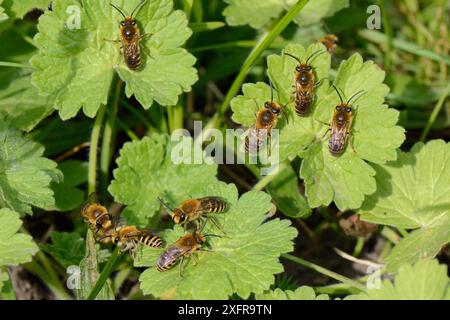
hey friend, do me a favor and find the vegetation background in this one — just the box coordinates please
[0,0,449,300]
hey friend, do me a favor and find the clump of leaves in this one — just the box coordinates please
[231,43,405,211]
[0,118,62,214]
[256,286,329,300]
[223,0,349,29]
[42,231,86,268]
[359,140,450,272]
[350,259,450,300]
[31,0,197,120]
[109,133,221,226]
[137,182,298,299]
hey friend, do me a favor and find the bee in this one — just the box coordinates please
[244,81,285,155]
[156,228,216,276]
[98,225,163,257]
[284,50,325,116]
[81,193,113,234]
[158,197,227,230]
[110,0,150,70]
[328,85,365,155]
[319,34,339,54]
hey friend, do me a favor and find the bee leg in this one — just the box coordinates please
[207,215,226,235]
[348,131,356,153]
[192,253,199,266]
[139,32,154,41]
[178,256,185,277]
[314,77,329,88]
[140,44,153,60]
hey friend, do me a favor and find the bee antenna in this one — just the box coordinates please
[131,0,146,18]
[110,2,127,18]
[157,197,174,213]
[268,79,274,103]
[305,49,326,65]
[284,52,302,64]
[204,234,222,239]
[332,85,344,105]
[347,90,366,104]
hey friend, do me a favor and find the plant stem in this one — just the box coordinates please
[195,0,309,145]
[381,226,400,245]
[167,103,184,133]
[87,247,121,300]
[420,83,450,141]
[281,253,367,292]
[88,105,107,195]
[352,237,365,257]
[0,61,34,68]
[100,79,123,195]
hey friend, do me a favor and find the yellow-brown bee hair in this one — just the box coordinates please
[110,0,147,70]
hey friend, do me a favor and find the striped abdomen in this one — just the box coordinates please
[124,42,141,70]
[200,197,227,213]
[139,235,163,248]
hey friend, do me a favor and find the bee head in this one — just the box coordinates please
[336,105,352,113]
[296,64,312,73]
[172,209,187,224]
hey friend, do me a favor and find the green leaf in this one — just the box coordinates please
[267,163,311,218]
[232,44,405,210]
[256,286,329,300]
[352,259,450,300]
[109,134,220,226]
[138,183,298,299]
[0,25,54,131]
[223,0,349,29]
[360,140,450,272]
[42,231,86,268]
[31,0,197,120]
[0,208,38,266]
[0,118,62,214]
[52,160,88,212]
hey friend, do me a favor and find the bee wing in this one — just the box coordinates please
[330,118,351,153]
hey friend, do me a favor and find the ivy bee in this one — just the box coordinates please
[284,50,325,116]
[328,85,365,155]
[110,0,151,70]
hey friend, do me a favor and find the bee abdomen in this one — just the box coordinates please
[208,198,227,213]
[140,235,163,248]
[126,56,141,70]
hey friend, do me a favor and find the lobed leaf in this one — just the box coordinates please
[360,140,450,272]
[256,286,329,300]
[223,0,349,29]
[351,259,450,300]
[109,133,220,226]
[0,208,38,266]
[138,183,298,299]
[0,118,62,214]
[31,0,197,120]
